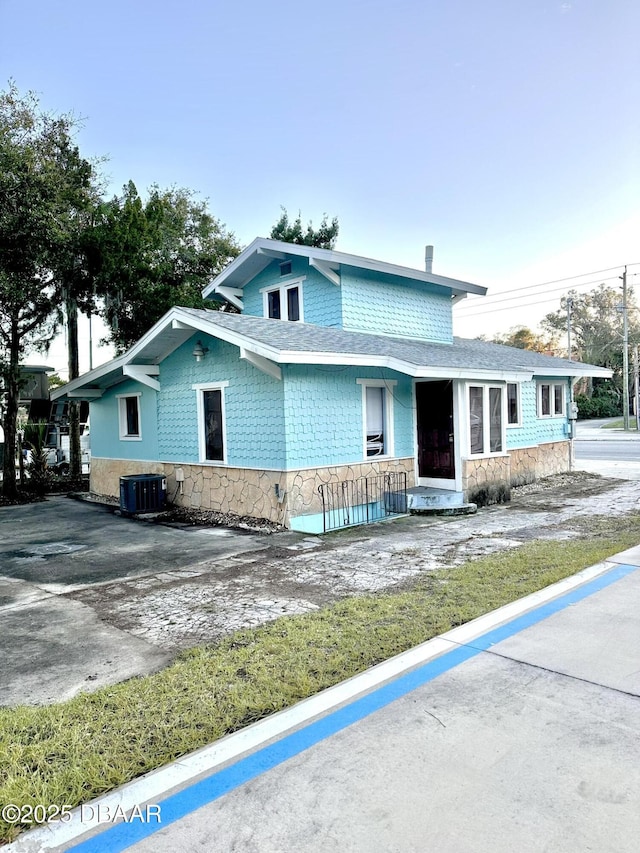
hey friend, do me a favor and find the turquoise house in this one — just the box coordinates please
[53,239,610,532]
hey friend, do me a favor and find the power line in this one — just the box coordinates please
[455,275,624,313]
[455,263,639,311]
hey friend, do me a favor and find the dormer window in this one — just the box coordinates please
[261,279,304,322]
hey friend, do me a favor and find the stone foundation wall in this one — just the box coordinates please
[90,456,415,527]
[462,440,572,506]
[462,455,511,506]
[509,441,571,486]
[284,458,415,519]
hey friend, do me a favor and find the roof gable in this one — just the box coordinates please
[202,237,488,303]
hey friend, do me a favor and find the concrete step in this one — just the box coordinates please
[404,487,477,516]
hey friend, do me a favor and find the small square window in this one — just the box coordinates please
[280,261,292,276]
[538,382,565,418]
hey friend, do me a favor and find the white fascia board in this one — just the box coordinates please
[123,364,161,391]
[239,348,282,381]
[51,307,187,400]
[203,237,487,299]
[49,353,130,399]
[201,238,267,298]
[272,348,533,381]
[67,388,104,398]
[529,365,613,379]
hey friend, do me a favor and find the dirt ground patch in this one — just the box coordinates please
[510,471,623,509]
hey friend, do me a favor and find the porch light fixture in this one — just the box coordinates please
[192,341,209,362]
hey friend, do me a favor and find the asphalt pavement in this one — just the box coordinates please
[573,418,640,479]
[0,496,280,704]
[10,547,640,853]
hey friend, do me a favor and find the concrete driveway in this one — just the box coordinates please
[0,497,279,705]
[2,470,640,707]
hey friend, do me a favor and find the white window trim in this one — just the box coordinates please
[356,378,397,459]
[261,276,305,322]
[506,382,522,428]
[467,383,507,457]
[116,392,142,441]
[537,382,566,418]
[193,381,229,464]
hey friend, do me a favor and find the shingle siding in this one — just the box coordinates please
[157,336,286,469]
[506,378,569,449]
[241,257,342,328]
[90,380,159,461]
[341,270,453,342]
[283,365,414,469]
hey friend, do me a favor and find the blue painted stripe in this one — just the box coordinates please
[68,561,638,853]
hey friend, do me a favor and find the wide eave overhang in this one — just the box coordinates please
[202,237,488,303]
[51,308,613,402]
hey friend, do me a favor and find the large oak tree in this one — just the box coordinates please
[0,84,95,497]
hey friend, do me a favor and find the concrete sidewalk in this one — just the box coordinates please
[10,545,640,853]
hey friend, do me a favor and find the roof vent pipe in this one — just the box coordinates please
[425,245,434,274]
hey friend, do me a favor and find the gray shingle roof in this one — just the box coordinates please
[178,308,606,376]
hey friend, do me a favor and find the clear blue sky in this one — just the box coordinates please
[2,0,638,372]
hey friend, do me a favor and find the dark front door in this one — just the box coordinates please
[416,380,455,479]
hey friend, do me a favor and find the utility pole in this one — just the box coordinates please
[634,345,640,431]
[621,266,630,431]
[567,297,576,455]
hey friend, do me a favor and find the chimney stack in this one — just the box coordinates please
[425,245,434,274]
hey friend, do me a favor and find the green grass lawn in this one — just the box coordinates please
[2,516,640,843]
[602,418,638,430]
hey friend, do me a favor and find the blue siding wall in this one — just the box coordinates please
[341,269,453,342]
[506,378,569,449]
[157,335,286,469]
[90,379,159,460]
[241,256,343,328]
[283,365,414,468]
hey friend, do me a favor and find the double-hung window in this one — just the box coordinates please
[117,393,142,440]
[538,382,565,418]
[262,279,304,322]
[193,382,228,463]
[357,379,396,458]
[468,385,504,455]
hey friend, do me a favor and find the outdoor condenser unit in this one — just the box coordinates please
[119,474,167,514]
